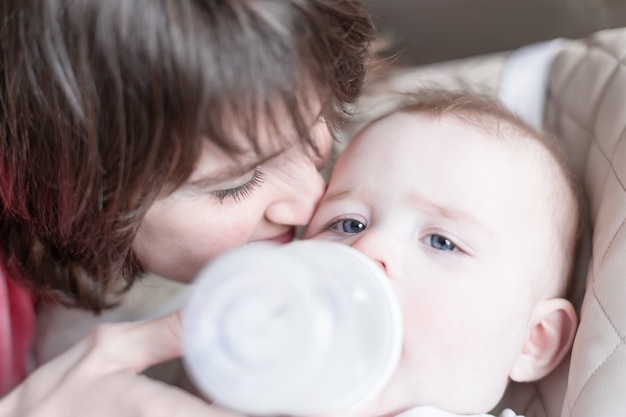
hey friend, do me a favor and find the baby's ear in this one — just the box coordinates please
[509,298,577,382]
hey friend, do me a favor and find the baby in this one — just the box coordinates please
[303,88,582,417]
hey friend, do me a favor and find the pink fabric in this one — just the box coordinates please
[0,259,35,396]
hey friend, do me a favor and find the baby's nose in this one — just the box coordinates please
[374,259,388,273]
[350,231,398,281]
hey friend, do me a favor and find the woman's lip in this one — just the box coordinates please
[265,229,295,244]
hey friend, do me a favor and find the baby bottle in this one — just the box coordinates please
[182,240,403,416]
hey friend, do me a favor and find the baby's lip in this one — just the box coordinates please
[263,229,295,244]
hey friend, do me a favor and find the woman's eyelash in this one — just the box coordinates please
[212,169,265,203]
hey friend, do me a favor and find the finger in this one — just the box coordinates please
[118,377,246,417]
[78,311,185,373]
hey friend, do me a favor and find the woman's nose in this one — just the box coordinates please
[264,165,326,226]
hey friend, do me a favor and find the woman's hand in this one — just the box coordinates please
[0,312,237,417]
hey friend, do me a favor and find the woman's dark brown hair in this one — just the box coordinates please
[0,0,374,311]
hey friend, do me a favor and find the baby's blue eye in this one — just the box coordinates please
[326,218,366,234]
[340,219,365,233]
[430,234,456,251]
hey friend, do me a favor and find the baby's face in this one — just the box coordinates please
[304,112,559,415]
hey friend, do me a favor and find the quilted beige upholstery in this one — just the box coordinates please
[545,27,626,417]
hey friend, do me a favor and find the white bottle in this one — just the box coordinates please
[182,240,403,416]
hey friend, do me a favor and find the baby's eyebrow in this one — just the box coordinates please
[407,192,495,236]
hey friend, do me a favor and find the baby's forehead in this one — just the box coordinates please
[349,108,571,219]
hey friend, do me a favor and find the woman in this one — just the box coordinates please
[0,0,374,415]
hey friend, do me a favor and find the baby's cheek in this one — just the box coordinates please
[400,294,467,350]
[401,302,437,349]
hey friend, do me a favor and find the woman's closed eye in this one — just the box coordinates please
[212,168,266,203]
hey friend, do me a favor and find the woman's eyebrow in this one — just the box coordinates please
[321,188,357,203]
[187,151,282,187]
